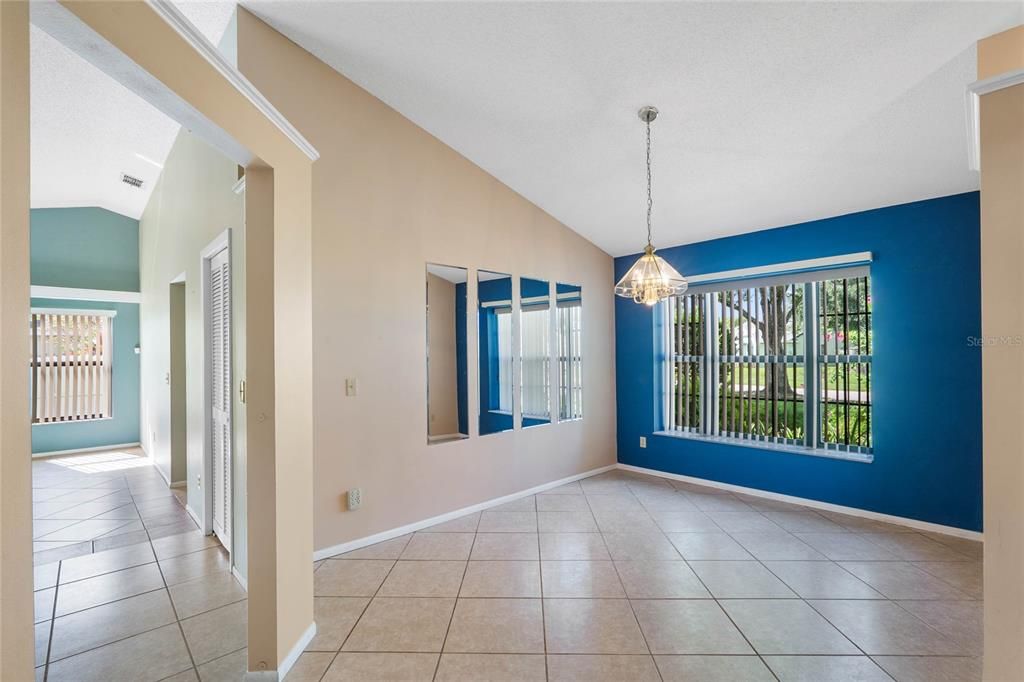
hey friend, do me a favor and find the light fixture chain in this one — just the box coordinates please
[646,118,653,246]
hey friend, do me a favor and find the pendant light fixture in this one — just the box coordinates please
[614,106,688,306]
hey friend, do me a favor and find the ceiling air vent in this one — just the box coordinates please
[121,173,144,189]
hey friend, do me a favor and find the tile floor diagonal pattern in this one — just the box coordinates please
[306,470,983,682]
[32,455,983,681]
[32,450,246,682]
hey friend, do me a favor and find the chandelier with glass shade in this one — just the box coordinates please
[614,106,688,306]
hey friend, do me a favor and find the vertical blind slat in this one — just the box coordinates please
[29,313,112,423]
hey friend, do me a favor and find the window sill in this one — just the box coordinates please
[33,416,113,427]
[651,430,873,464]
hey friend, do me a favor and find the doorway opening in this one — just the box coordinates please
[169,276,187,487]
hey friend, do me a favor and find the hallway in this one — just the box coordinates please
[32,450,247,681]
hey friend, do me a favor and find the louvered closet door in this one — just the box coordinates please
[209,248,232,550]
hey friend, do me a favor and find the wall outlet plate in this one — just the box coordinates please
[640,436,647,448]
[347,488,362,510]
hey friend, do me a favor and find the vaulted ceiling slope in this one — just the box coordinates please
[30,2,237,220]
[243,1,1022,256]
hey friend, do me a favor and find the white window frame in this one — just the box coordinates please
[30,308,116,425]
[657,254,874,463]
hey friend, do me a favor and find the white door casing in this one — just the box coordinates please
[202,231,232,554]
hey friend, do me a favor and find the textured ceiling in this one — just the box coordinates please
[30,2,236,219]
[244,1,1023,256]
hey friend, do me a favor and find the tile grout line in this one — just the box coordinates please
[531,497,550,682]
[637,478,782,681]
[42,554,64,681]
[582,480,664,682]
[430,521,476,680]
[317,547,406,681]
[134,478,201,679]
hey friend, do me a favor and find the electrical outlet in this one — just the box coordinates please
[640,436,647,448]
[347,488,362,510]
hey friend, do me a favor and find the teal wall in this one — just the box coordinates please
[31,208,141,454]
[31,207,139,292]
[30,300,141,454]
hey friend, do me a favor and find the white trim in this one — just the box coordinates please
[427,433,469,443]
[200,229,233,543]
[685,252,872,286]
[277,622,316,681]
[186,504,203,530]
[30,285,140,304]
[966,68,1024,171]
[653,430,874,464]
[313,464,617,560]
[146,0,320,162]
[243,674,277,682]
[232,565,248,592]
[617,463,983,541]
[171,271,187,284]
[153,460,188,489]
[242,622,315,681]
[232,176,246,195]
[31,307,117,318]
[31,442,142,459]
[155,459,173,486]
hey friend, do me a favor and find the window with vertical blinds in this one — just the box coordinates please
[496,309,513,412]
[663,269,872,456]
[30,311,114,423]
[558,298,583,421]
[520,306,550,418]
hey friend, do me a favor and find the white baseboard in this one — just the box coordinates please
[147,451,188,490]
[313,463,617,561]
[618,463,983,541]
[232,565,248,592]
[185,504,203,530]
[277,622,316,680]
[32,442,142,459]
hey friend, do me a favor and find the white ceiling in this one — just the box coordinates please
[244,1,1022,256]
[30,1,236,220]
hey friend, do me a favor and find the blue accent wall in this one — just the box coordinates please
[615,192,983,532]
[31,207,140,292]
[478,277,514,433]
[31,208,141,454]
[455,282,469,435]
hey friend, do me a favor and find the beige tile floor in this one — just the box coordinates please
[33,450,244,681]
[32,455,983,681]
[306,470,983,682]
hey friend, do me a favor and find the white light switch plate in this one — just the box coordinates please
[640,436,647,448]
[345,378,358,397]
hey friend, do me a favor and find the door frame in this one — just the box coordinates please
[200,229,232,554]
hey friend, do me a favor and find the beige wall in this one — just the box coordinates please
[979,28,1024,680]
[4,1,318,671]
[0,2,33,678]
[427,273,459,437]
[978,25,1024,80]
[236,10,617,553]
[139,129,247,574]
